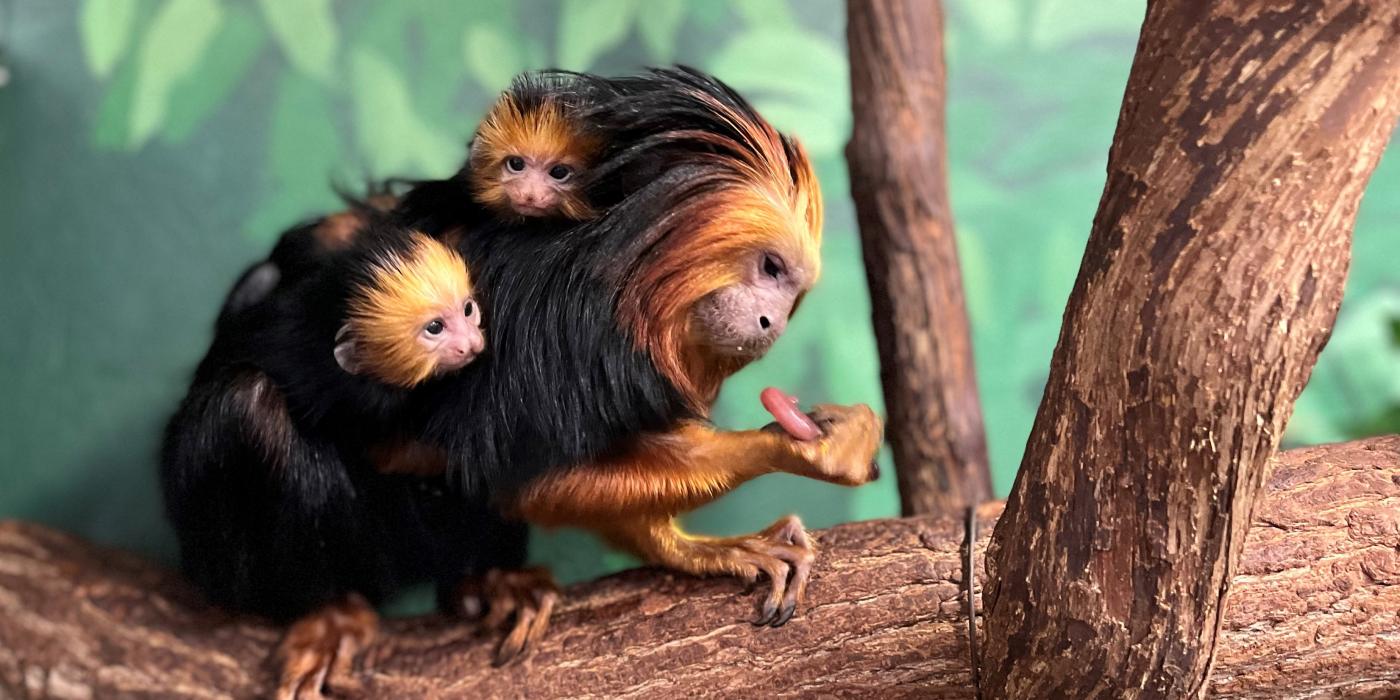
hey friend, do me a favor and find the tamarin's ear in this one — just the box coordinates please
[333,324,365,375]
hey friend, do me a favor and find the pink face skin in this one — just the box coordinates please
[693,250,811,360]
[419,298,486,374]
[499,154,578,217]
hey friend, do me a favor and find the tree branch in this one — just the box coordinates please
[2,438,1397,698]
[980,2,1400,696]
[846,0,992,516]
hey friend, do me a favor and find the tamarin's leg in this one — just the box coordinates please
[446,567,560,665]
[275,594,379,700]
[165,371,393,698]
[512,403,882,624]
[402,484,555,666]
[601,513,815,626]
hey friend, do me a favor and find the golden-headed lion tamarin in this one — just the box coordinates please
[162,222,494,696]
[468,73,600,221]
[171,68,883,698]
[395,67,883,639]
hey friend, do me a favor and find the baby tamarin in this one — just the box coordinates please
[162,222,486,632]
[331,228,483,388]
[219,74,599,323]
[467,73,600,221]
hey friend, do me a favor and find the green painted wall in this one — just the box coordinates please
[1,1,1396,594]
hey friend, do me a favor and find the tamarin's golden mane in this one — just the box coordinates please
[615,90,823,412]
[470,92,598,220]
[346,233,473,388]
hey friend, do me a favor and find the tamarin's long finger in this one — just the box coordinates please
[752,559,791,626]
[480,573,519,632]
[276,634,330,700]
[494,605,537,666]
[525,590,558,647]
[293,658,330,700]
[323,633,364,695]
[776,553,811,628]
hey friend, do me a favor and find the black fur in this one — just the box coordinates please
[394,68,793,495]
[396,181,695,495]
[163,66,789,622]
[216,183,398,324]
[163,222,526,621]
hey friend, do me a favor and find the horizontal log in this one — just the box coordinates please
[1,436,1397,699]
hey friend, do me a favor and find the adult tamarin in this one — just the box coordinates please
[389,67,883,634]
[205,69,878,694]
[161,223,503,697]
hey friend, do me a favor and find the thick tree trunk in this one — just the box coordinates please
[2,438,1396,699]
[846,0,992,516]
[980,2,1400,698]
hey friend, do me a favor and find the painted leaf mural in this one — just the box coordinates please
[0,0,1395,597]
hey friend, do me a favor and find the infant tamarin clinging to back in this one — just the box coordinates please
[467,73,601,221]
[164,221,487,608]
[219,74,600,322]
[164,220,498,695]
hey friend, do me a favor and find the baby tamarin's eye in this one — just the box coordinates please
[548,164,573,182]
[505,156,526,173]
[424,319,445,335]
[463,301,475,317]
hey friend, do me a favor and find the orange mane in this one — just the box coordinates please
[470,90,599,220]
[614,90,823,412]
[345,233,473,388]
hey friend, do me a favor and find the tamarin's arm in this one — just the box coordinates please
[511,403,882,528]
[509,403,880,627]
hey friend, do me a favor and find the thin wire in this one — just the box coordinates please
[964,504,981,696]
[0,0,12,88]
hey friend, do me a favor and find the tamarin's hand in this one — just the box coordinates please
[786,403,883,487]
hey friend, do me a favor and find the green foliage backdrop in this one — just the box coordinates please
[1,1,1396,590]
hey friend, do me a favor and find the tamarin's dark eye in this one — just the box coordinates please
[762,254,784,279]
[506,156,526,173]
[548,164,573,181]
[425,319,445,335]
[463,301,475,317]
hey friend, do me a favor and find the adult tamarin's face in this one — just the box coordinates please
[692,249,811,359]
[610,93,824,409]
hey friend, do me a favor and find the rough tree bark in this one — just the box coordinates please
[980,2,1400,698]
[2,438,1396,699]
[846,0,992,516]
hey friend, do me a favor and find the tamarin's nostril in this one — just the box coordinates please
[759,316,771,330]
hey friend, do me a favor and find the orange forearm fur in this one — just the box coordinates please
[513,421,803,528]
[512,404,882,531]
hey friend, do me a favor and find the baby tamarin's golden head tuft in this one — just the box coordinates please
[335,232,484,388]
[470,74,599,221]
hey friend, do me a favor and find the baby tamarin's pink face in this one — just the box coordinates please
[497,153,580,217]
[417,297,485,375]
[336,233,485,389]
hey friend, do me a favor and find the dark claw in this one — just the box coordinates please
[772,601,798,627]
[754,598,780,626]
[868,460,881,481]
